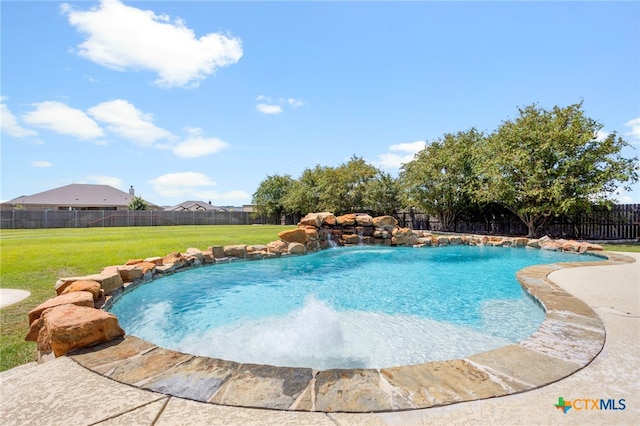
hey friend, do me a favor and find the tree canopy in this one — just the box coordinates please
[251,174,294,223]
[476,102,638,236]
[400,128,484,230]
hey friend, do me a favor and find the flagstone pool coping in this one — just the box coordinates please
[68,250,635,413]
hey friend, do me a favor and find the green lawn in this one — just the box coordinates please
[0,225,294,372]
[601,243,640,253]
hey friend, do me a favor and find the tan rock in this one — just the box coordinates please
[144,256,164,266]
[304,227,319,240]
[208,246,225,259]
[28,291,95,325]
[40,304,125,357]
[117,265,144,282]
[343,234,361,245]
[224,244,247,258]
[392,235,409,245]
[336,214,357,226]
[266,240,289,255]
[277,228,308,244]
[55,272,123,296]
[299,212,336,227]
[288,242,307,254]
[60,280,101,300]
[372,215,398,228]
[449,236,463,245]
[136,262,157,274]
[355,214,373,226]
[125,259,144,265]
[163,252,187,267]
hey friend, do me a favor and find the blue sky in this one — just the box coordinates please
[2,0,639,207]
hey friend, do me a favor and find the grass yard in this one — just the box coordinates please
[0,224,295,372]
[601,243,640,252]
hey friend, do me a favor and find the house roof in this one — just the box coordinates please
[166,201,226,211]
[6,184,144,207]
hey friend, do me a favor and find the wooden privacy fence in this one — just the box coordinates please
[395,204,640,240]
[1,205,639,240]
[0,210,271,229]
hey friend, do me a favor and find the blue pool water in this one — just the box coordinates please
[110,245,594,369]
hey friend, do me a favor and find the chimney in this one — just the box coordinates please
[129,186,135,196]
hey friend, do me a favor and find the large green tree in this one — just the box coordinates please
[400,129,484,231]
[282,165,330,216]
[251,174,294,223]
[364,172,402,216]
[322,156,381,215]
[477,102,638,237]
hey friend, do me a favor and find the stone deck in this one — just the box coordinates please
[67,251,635,413]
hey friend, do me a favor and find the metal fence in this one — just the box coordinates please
[396,204,640,240]
[0,209,271,229]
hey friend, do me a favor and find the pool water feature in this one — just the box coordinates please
[109,245,593,370]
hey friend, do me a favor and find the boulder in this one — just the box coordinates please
[163,252,188,269]
[527,239,541,249]
[224,244,247,258]
[278,228,308,244]
[28,291,95,325]
[117,265,144,282]
[288,242,307,254]
[355,214,373,226]
[266,240,289,255]
[304,227,319,240]
[391,235,409,245]
[125,258,144,265]
[513,238,529,247]
[33,304,125,357]
[299,212,335,228]
[55,272,123,296]
[209,246,225,259]
[342,234,361,245]
[373,215,398,228]
[59,280,102,300]
[144,256,164,266]
[448,236,463,245]
[336,214,357,226]
[185,248,204,263]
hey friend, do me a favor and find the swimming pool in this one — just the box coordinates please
[109,245,594,370]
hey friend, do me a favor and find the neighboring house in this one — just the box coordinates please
[166,200,227,212]
[1,184,161,211]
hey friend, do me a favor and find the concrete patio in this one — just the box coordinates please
[1,252,638,425]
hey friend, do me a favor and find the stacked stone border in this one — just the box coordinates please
[25,212,636,412]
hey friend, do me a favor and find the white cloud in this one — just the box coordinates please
[287,98,304,108]
[32,161,52,168]
[0,101,38,137]
[595,130,609,142]
[625,117,640,143]
[256,103,283,115]
[255,95,304,114]
[374,140,426,170]
[62,0,243,88]
[22,101,104,140]
[149,172,250,204]
[172,128,229,158]
[88,99,174,146]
